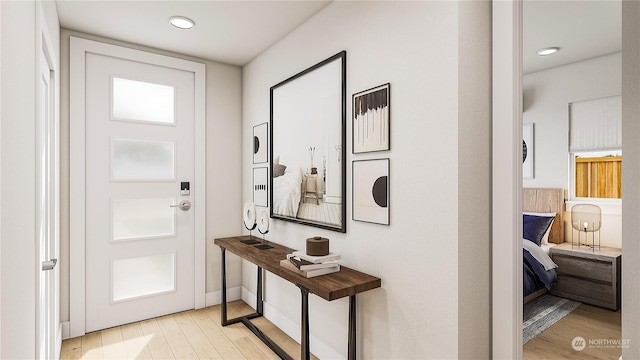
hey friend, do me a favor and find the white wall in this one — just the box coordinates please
[0,3,3,354]
[523,52,621,188]
[59,30,243,324]
[0,3,36,356]
[1,1,59,357]
[242,2,490,358]
[458,2,491,358]
[523,53,622,248]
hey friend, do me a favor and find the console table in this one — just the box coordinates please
[214,235,381,360]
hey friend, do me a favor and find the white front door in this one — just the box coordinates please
[70,37,206,334]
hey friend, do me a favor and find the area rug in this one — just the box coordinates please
[523,294,581,344]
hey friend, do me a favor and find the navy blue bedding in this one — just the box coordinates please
[523,249,557,296]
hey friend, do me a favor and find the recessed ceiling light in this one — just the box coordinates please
[170,16,195,30]
[537,47,559,56]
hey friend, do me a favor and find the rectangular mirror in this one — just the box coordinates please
[270,51,347,232]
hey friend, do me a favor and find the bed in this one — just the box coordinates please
[272,167,302,218]
[522,188,565,302]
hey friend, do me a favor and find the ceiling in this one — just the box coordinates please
[523,0,621,74]
[55,1,621,71]
[55,0,332,66]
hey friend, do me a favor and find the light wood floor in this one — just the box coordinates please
[61,300,621,360]
[61,301,318,360]
[297,199,341,226]
[524,304,622,360]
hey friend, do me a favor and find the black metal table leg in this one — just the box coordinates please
[220,246,228,325]
[300,286,310,360]
[348,295,356,360]
[218,246,291,359]
[257,266,264,315]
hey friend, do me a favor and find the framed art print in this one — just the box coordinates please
[353,83,390,153]
[353,158,389,225]
[523,123,534,179]
[253,167,268,207]
[253,122,268,164]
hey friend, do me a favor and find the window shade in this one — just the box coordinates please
[569,95,621,153]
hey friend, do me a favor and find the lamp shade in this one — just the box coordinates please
[570,204,602,232]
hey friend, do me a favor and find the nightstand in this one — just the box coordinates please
[549,242,621,310]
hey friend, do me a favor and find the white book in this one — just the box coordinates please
[280,259,340,278]
[286,254,340,270]
[291,250,341,264]
[303,265,340,278]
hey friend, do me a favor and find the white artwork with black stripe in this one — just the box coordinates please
[253,167,268,207]
[353,83,390,153]
[253,122,268,164]
[353,159,389,225]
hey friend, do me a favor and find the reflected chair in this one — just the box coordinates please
[303,173,320,205]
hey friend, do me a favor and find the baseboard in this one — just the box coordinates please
[56,322,63,359]
[61,321,70,340]
[205,286,242,307]
[242,287,344,359]
[241,286,257,308]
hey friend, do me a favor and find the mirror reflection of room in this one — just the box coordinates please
[521,1,622,359]
[271,53,345,231]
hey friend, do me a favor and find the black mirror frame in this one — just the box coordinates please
[269,51,347,233]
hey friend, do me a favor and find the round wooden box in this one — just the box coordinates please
[306,236,329,256]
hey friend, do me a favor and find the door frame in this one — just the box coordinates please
[492,1,523,358]
[36,4,60,357]
[69,37,206,338]
[621,4,640,360]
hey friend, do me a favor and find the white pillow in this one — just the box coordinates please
[523,238,558,271]
[523,212,556,244]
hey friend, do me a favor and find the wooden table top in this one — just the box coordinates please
[214,235,381,301]
[551,242,622,259]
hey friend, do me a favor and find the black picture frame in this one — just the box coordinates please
[352,158,390,225]
[270,51,347,233]
[253,167,268,207]
[253,122,268,164]
[352,83,390,154]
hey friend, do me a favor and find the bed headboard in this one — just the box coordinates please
[523,188,565,244]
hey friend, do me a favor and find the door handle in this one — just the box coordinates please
[170,200,191,211]
[42,258,57,271]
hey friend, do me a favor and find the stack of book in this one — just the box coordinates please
[280,250,340,278]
